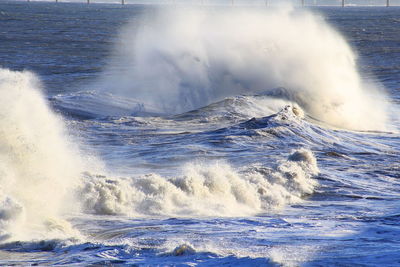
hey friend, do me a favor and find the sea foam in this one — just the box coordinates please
[80,147,318,217]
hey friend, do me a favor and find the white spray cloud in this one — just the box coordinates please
[98,6,390,131]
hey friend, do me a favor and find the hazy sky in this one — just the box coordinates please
[11,0,400,5]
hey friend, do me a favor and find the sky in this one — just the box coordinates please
[11,0,400,6]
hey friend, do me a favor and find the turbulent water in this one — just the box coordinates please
[0,1,400,266]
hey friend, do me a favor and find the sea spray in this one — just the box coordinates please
[0,68,83,241]
[97,6,390,131]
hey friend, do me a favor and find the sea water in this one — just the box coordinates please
[0,1,399,266]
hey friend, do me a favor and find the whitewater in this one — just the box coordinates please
[0,1,399,266]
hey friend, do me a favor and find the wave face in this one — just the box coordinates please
[0,68,83,241]
[96,6,390,131]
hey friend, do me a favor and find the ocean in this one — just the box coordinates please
[0,1,399,266]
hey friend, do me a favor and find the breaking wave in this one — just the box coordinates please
[95,6,390,131]
[0,68,84,242]
[80,147,318,217]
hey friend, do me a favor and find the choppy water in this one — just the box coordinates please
[0,1,400,266]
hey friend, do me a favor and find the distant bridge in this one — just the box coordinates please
[24,0,396,7]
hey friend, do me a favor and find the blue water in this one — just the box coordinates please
[0,1,400,266]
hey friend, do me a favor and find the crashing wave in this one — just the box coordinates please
[0,68,84,242]
[79,148,318,217]
[95,6,390,131]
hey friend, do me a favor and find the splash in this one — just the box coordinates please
[97,6,390,131]
[0,68,83,242]
[80,148,318,217]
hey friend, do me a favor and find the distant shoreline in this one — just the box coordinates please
[8,0,400,7]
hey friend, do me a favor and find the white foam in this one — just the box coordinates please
[80,148,319,217]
